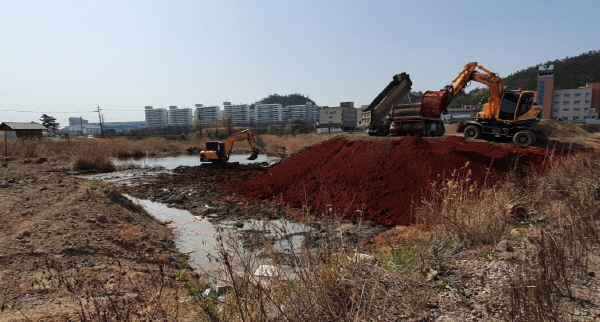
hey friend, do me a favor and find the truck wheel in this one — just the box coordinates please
[375,125,389,136]
[434,121,445,136]
[463,125,482,140]
[513,130,536,146]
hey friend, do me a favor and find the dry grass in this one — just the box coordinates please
[0,134,331,166]
[255,133,332,156]
[43,152,600,320]
[414,153,600,320]
[18,135,599,320]
[199,213,432,321]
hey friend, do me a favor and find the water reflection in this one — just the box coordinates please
[113,154,278,169]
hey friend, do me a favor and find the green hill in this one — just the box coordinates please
[448,50,600,108]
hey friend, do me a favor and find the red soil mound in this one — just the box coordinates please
[234,136,553,226]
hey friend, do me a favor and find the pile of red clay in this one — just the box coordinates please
[234,136,554,227]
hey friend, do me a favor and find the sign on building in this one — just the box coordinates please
[538,64,554,77]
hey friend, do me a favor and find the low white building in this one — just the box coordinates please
[319,102,358,130]
[551,86,598,122]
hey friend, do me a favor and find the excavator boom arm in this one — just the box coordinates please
[224,129,259,160]
[421,62,505,119]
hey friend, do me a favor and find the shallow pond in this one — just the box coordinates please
[125,195,314,274]
[113,154,279,169]
[125,195,221,271]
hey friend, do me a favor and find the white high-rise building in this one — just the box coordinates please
[285,102,318,122]
[223,103,253,125]
[144,106,168,128]
[194,104,220,125]
[255,103,283,125]
[167,106,194,126]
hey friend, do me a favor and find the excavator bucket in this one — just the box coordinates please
[247,149,259,160]
[420,91,451,118]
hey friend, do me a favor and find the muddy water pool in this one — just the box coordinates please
[125,195,314,273]
[113,154,279,169]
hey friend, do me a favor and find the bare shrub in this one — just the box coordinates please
[198,209,433,321]
[416,162,517,247]
[73,153,116,173]
[508,154,600,320]
[117,225,144,245]
[39,256,199,321]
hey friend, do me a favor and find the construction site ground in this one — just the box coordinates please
[1,121,599,320]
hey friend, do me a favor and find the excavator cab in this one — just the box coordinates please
[201,141,227,162]
[497,91,540,122]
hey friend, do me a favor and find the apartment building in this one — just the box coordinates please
[551,87,598,122]
[285,102,318,122]
[255,103,283,125]
[167,106,194,126]
[194,104,220,125]
[144,106,168,128]
[223,102,253,125]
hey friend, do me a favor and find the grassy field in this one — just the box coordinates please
[0,133,334,172]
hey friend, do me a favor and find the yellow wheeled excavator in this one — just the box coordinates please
[424,62,544,146]
[200,129,259,162]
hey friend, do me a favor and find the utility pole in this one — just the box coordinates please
[96,105,104,138]
[3,130,7,167]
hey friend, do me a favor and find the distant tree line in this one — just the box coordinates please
[260,93,315,106]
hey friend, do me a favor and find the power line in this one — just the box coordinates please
[1,109,145,113]
[0,110,97,113]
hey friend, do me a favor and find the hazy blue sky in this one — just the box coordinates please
[1,0,599,126]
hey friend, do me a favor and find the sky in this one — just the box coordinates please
[1,0,599,127]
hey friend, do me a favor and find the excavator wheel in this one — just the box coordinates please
[463,125,482,140]
[513,130,536,147]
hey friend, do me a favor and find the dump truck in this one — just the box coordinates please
[200,129,259,162]
[364,73,446,137]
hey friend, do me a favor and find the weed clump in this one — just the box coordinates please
[73,154,115,173]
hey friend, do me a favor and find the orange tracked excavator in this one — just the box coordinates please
[200,129,259,162]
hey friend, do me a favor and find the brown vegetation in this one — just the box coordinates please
[1,131,599,320]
